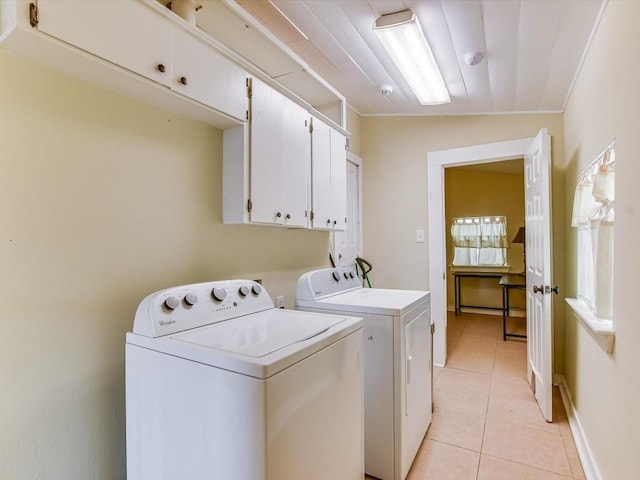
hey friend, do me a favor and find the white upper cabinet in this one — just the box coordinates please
[0,0,247,127]
[280,97,312,227]
[310,117,347,231]
[171,27,246,121]
[36,0,173,89]
[223,77,310,228]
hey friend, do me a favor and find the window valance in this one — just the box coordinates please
[571,142,615,321]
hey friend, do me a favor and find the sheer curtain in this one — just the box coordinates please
[571,146,615,320]
[451,216,508,266]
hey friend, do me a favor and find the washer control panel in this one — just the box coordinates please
[132,280,273,337]
[296,267,362,301]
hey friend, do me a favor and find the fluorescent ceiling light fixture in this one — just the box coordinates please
[374,10,450,105]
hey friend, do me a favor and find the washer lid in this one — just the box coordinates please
[126,308,363,379]
[173,309,344,357]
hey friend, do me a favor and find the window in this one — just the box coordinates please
[451,216,508,267]
[571,144,615,320]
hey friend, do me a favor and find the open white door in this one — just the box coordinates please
[524,129,553,422]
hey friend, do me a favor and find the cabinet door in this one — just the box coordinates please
[330,129,347,231]
[36,0,172,88]
[311,119,332,229]
[172,28,247,121]
[249,78,285,224]
[281,100,310,228]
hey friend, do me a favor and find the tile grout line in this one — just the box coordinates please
[477,325,500,480]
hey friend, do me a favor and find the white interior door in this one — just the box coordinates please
[334,152,361,267]
[524,129,553,422]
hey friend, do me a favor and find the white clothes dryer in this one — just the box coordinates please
[296,267,432,480]
[126,279,364,480]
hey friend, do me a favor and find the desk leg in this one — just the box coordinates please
[502,286,507,341]
[455,275,460,316]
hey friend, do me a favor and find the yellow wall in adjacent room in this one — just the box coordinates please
[444,167,525,310]
[0,49,333,479]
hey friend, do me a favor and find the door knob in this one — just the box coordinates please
[546,285,559,295]
[533,285,545,294]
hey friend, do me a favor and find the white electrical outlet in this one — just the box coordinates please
[416,229,425,243]
[275,295,285,309]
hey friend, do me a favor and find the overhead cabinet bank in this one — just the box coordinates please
[0,0,348,231]
[0,0,248,127]
[223,77,347,231]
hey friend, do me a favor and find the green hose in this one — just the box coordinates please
[355,257,373,288]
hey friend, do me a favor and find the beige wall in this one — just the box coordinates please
[0,50,334,479]
[444,167,525,309]
[562,2,640,478]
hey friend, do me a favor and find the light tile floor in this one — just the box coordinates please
[366,312,585,480]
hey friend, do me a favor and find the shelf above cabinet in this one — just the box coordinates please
[193,0,347,129]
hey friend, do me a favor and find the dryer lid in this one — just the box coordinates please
[172,308,345,357]
[300,288,430,316]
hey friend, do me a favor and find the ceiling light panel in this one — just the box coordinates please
[374,10,450,105]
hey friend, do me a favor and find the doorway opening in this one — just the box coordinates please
[427,137,534,367]
[444,160,525,317]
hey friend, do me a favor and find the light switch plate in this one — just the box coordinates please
[416,229,425,243]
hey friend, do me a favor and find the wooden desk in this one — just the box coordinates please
[500,274,527,341]
[453,271,504,316]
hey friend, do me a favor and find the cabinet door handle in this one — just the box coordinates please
[333,220,337,225]
[179,76,188,86]
[157,63,166,73]
[326,219,331,225]
[276,212,282,218]
[285,213,291,220]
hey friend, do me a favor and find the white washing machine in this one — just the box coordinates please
[296,267,432,480]
[126,279,364,480]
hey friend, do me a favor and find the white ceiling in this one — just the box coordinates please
[197,0,606,116]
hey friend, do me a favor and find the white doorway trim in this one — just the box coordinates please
[427,137,534,367]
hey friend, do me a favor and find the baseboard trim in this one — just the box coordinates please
[553,374,603,480]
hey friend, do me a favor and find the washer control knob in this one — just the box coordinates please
[252,284,262,295]
[184,293,197,306]
[211,287,227,302]
[164,296,179,310]
[238,285,250,297]
[332,271,340,282]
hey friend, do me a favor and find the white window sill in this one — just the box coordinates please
[565,298,615,353]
